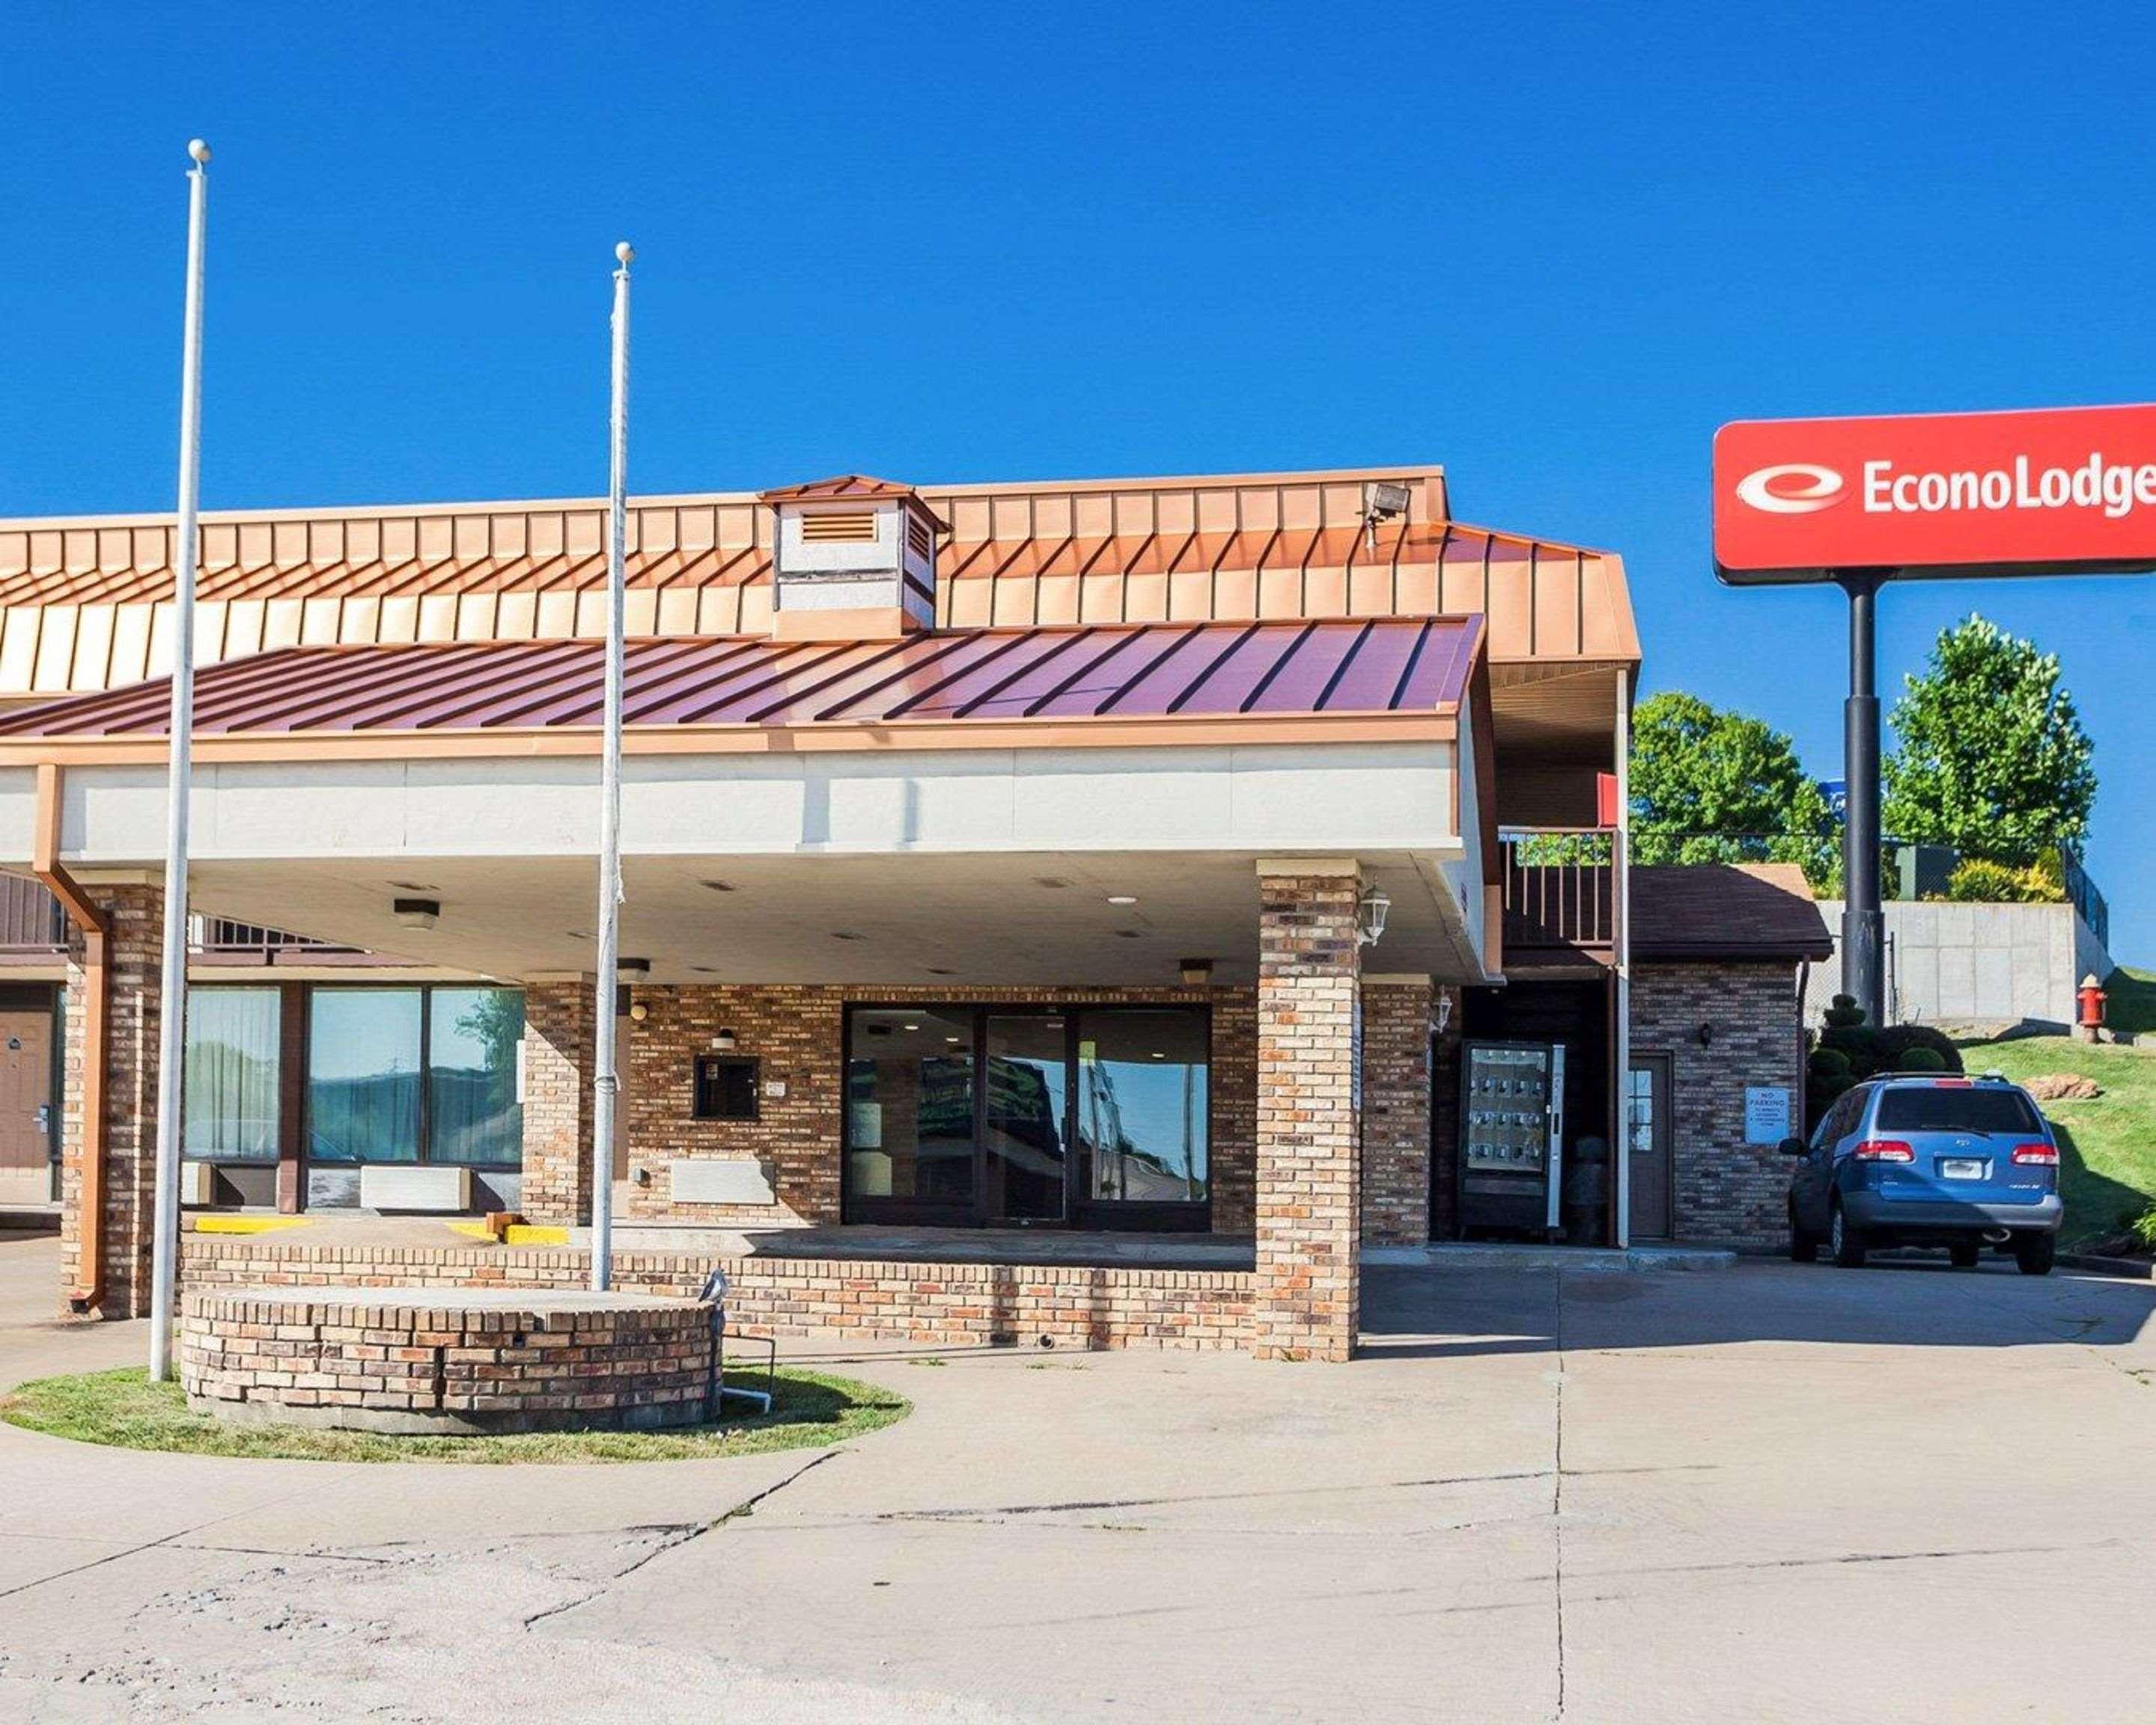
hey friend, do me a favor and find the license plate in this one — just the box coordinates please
[1940,1157,1987,1181]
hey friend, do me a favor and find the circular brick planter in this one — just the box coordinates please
[180,1286,716,1435]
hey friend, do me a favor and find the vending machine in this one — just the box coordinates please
[1456,1040,1565,1238]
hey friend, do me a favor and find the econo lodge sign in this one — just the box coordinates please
[1714,403,2156,584]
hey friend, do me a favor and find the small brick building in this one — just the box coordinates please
[0,463,1824,1356]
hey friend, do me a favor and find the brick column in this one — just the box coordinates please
[1360,977,1434,1247]
[1253,865,1362,1362]
[58,883,164,1319]
[520,980,596,1225]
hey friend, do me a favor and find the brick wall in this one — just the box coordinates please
[1360,979,1433,1247]
[520,981,596,1225]
[58,883,164,1319]
[613,983,1258,1230]
[180,1287,713,1431]
[1631,960,1804,1246]
[1253,869,1362,1361]
[180,1236,1257,1352]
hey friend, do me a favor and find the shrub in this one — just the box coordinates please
[1946,857,2065,904]
[1874,1024,1964,1073]
[1897,1047,1947,1072]
[2130,1205,2156,1255]
[1808,1047,1852,1079]
[1823,994,1867,1029]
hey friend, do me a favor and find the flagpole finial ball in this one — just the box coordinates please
[615,241,634,265]
[186,139,211,164]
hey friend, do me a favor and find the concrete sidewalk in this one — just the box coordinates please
[3,1232,2154,1721]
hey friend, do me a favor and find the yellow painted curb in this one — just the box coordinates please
[503,1224,569,1247]
[191,1215,314,1235]
[443,1221,495,1241]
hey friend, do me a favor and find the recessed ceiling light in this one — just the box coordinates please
[831,931,867,941]
[1115,929,1142,940]
[902,1023,920,1032]
[1107,894,1138,906]
[1035,876,1071,889]
[1151,1051,1166,1059]
[393,880,439,893]
[926,967,955,976]
[944,1035,963,1044]
[700,879,737,893]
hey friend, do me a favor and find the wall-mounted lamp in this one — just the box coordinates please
[711,1028,739,1052]
[628,1001,649,1023]
[1179,957,1213,986]
[1356,883,1391,948]
[1434,991,1454,1036]
[392,897,440,929]
[1696,1021,1715,1048]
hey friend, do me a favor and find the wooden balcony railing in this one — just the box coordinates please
[1501,830,1616,955]
[0,875,67,952]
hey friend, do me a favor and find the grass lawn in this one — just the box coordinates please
[1961,1017,2156,1249]
[0,1365,907,1464]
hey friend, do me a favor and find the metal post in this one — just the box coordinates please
[1613,666,1632,1251]
[149,139,210,1381]
[1837,571,1886,1028]
[591,241,632,1292]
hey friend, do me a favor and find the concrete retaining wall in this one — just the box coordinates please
[1806,900,2108,1029]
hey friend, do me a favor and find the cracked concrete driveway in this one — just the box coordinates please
[3,1229,2153,1723]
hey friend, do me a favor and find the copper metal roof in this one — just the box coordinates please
[0,615,1483,741]
[0,468,1636,700]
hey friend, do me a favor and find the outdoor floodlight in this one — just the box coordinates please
[392,897,440,929]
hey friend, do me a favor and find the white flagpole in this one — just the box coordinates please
[591,240,632,1292]
[149,139,211,1380]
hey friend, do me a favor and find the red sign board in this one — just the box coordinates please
[1714,404,2156,585]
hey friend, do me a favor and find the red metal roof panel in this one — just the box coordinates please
[0,615,1479,740]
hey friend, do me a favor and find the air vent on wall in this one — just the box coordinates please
[906,514,933,560]
[800,511,877,543]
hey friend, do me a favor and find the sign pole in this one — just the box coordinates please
[149,139,211,1381]
[591,240,632,1294]
[1836,570,1887,1028]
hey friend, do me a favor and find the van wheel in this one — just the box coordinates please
[2015,1235,2056,1277]
[1788,1207,1818,1262]
[1830,1202,1867,1269]
[1949,1241,1981,1269]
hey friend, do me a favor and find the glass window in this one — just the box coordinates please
[693,1055,760,1121]
[1078,1008,1208,1204]
[183,988,280,1160]
[307,988,422,1163]
[844,1009,976,1208]
[1875,1086,2041,1136]
[427,987,525,1165]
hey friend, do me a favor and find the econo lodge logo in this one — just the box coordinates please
[1733,463,1846,514]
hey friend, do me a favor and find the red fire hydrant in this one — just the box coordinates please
[2077,973,2108,1044]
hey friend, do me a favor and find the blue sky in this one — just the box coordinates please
[4,2,2152,961]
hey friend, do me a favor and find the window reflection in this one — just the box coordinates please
[307,989,421,1163]
[845,1010,976,1207]
[1079,1008,1208,1203]
[428,988,524,1164]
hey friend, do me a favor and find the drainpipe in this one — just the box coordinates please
[29,762,111,1314]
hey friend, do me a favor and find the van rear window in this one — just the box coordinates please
[1875,1087,2041,1135]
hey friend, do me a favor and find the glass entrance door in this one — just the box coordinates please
[984,1014,1068,1222]
[844,1008,977,1223]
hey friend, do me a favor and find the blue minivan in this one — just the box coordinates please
[1785,1074,2064,1274]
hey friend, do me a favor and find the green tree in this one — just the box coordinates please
[1883,615,2095,865]
[1629,690,1838,886]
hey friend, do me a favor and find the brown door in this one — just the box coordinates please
[0,1008,55,1206]
[1626,1053,1675,1241]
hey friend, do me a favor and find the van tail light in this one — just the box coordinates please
[2011,1143,2059,1166]
[1852,1140,1914,1162]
